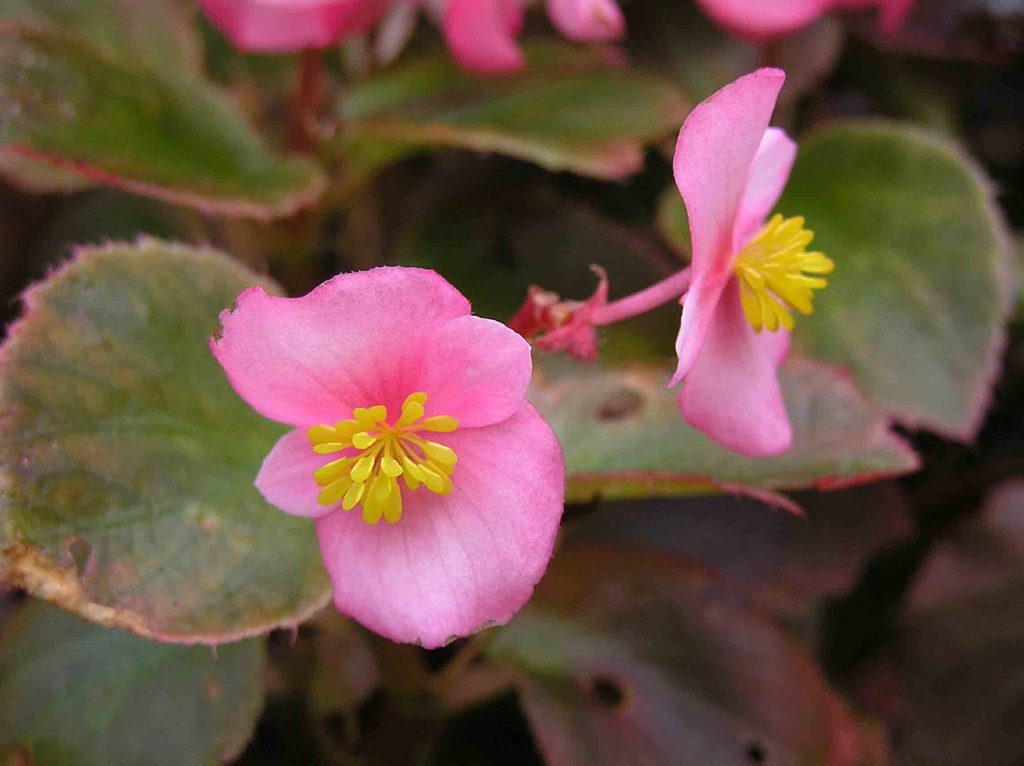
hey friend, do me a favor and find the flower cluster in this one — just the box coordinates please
[197,0,624,73]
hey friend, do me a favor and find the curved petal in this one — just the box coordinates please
[546,0,625,42]
[671,68,786,380]
[211,267,471,427]
[678,279,792,457]
[316,403,565,648]
[692,0,834,41]
[197,0,391,53]
[444,0,526,74]
[415,316,533,428]
[732,127,797,251]
[255,428,338,518]
[669,268,731,386]
[877,0,913,34]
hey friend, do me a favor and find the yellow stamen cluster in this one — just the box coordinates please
[308,392,458,525]
[734,214,835,332]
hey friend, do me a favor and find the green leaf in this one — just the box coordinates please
[0,240,330,643]
[0,601,263,766]
[336,43,689,181]
[779,121,1011,439]
[488,545,860,765]
[0,25,325,219]
[0,0,202,75]
[535,357,918,503]
[0,0,203,193]
[897,481,1024,764]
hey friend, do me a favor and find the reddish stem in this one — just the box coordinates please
[290,47,325,152]
[590,267,692,327]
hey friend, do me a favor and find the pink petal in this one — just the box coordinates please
[671,67,786,382]
[678,279,792,457]
[211,267,470,428]
[444,0,526,74]
[255,428,339,518]
[197,0,391,53]
[732,127,797,251]
[415,315,533,428]
[316,403,564,647]
[877,0,913,34]
[693,0,834,40]
[546,0,625,42]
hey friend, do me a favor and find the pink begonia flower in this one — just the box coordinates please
[444,0,625,74]
[669,67,833,456]
[693,0,913,41]
[510,69,833,458]
[211,267,565,647]
[198,0,393,53]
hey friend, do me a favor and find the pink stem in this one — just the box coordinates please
[590,267,692,327]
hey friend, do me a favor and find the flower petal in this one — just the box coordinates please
[678,279,792,457]
[255,428,338,518]
[198,0,391,53]
[877,0,913,34]
[316,403,565,647]
[671,67,785,381]
[211,267,470,427]
[546,0,625,42]
[732,127,797,251]
[415,315,533,428]
[444,0,526,74]
[692,0,834,40]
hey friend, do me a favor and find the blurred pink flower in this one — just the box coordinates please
[670,68,832,456]
[444,0,625,74]
[198,0,393,53]
[211,267,564,647]
[693,0,913,41]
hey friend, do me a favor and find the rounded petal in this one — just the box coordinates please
[693,0,834,40]
[316,404,565,647]
[444,0,526,74]
[255,428,337,518]
[732,127,797,251]
[678,279,792,457]
[211,267,471,427]
[671,68,785,380]
[877,0,913,34]
[546,0,625,42]
[198,0,391,53]
[415,315,533,428]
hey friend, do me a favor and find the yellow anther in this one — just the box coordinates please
[420,440,457,468]
[733,213,834,333]
[342,481,364,511]
[419,415,458,432]
[308,391,458,525]
[351,453,376,483]
[314,457,353,486]
[352,432,376,450]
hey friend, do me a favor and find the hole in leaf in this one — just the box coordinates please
[585,674,626,709]
[595,388,644,421]
[746,742,767,763]
[65,535,92,577]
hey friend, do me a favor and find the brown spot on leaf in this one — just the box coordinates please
[64,535,93,578]
[582,674,627,710]
[595,388,644,421]
[204,678,222,701]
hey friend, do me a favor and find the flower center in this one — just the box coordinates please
[307,392,458,525]
[733,214,834,332]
